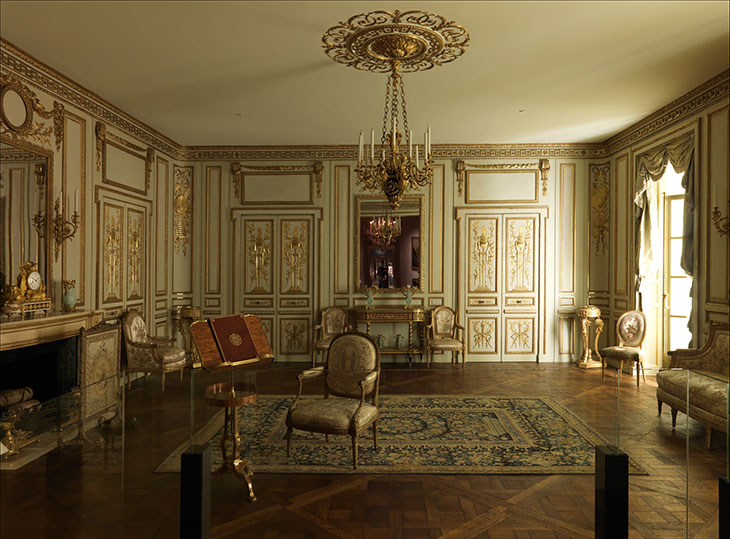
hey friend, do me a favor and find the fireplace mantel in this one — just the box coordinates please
[0,311,103,351]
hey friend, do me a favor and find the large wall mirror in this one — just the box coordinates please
[355,194,424,293]
[0,138,52,296]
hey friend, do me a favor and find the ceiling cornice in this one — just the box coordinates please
[1,38,728,162]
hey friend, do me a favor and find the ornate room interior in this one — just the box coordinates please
[1,1,728,537]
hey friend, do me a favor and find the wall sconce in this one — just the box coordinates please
[712,202,729,237]
[53,191,79,261]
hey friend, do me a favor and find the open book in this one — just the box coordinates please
[190,314,274,370]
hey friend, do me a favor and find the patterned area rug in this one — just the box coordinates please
[157,395,646,474]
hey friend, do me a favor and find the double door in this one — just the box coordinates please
[457,208,547,362]
[232,211,320,360]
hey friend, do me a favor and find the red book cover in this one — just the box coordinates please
[209,314,274,366]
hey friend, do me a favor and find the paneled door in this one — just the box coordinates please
[457,207,547,362]
[232,211,320,361]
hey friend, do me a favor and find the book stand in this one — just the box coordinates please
[189,314,274,502]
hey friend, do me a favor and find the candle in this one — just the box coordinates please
[415,146,420,168]
[74,189,78,213]
[427,125,432,157]
[358,131,363,162]
[370,130,374,160]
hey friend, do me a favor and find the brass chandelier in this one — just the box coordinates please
[367,213,402,248]
[323,10,469,208]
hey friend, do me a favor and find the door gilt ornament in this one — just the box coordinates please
[470,319,495,352]
[173,167,192,255]
[508,221,532,292]
[589,162,610,255]
[247,223,271,293]
[103,209,122,302]
[283,320,307,354]
[127,214,143,298]
[508,320,532,351]
[471,220,495,292]
[283,222,308,293]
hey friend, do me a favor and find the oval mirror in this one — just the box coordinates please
[1,88,29,130]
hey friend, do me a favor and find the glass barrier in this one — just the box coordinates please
[1,372,125,538]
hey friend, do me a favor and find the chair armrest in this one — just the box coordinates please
[290,367,325,412]
[667,347,712,369]
[312,324,323,341]
[128,341,156,349]
[359,370,378,387]
[149,336,174,345]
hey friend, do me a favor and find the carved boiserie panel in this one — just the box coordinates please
[244,219,273,294]
[468,317,498,355]
[173,166,192,256]
[505,217,535,293]
[280,219,310,294]
[102,203,123,303]
[126,208,145,301]
[589,162,610,256]
[279,318,308,355]
[468,217,498,293]
[504,317,535,354]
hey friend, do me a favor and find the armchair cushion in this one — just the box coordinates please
[600,346,643,360]
[289,398,377,431]
[429,337,464,351]
[158,346,186,366]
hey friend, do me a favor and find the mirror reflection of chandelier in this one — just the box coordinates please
[323,10,469,209]
[367,213,401,248]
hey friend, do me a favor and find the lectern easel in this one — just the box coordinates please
[189,314,274,502]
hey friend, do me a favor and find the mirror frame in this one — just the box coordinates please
[354,194,425,294]
[0,134,54,293]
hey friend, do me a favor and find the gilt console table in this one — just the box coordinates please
[353,306,425,365]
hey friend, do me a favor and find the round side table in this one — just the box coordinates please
[205,379,258,501]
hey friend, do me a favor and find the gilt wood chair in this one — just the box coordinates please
[286,331,380,470]
[122,310,186,391]
[599,310,647,386]
[426,306,465,366]
[311,306,351,367]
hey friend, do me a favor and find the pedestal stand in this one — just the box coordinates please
[577,305,603,369]
[204,374,258,502]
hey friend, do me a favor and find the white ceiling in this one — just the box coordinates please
[1,1,728,147]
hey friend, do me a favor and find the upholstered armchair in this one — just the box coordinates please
[122,310,186,391]
[426,306,465,366]
[286,331,380,470]
[311,306,351,367]
[599,310,647,386]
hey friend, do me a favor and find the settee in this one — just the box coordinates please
[656,321,729,448]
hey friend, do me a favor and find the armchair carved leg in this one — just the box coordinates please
[351,434,358,470]
[671,408,678,429]
[161,372,166,392]
[285,426,292,457]
[372,421,378,450]
[657,400,662,415]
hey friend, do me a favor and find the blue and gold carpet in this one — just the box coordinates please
[157,395,645,474]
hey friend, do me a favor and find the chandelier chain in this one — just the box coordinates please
[381,75,392,146]
[400,75,409,141]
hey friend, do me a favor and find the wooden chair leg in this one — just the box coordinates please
[285,426,292,457]
[601,356,605,381]
[657,399,663,415]
[372,421,378,450]
[351,434,358,470]
[705,425,712,449]
[179,368,184,383]
[641,360,646,382]
[618,360,623,384]
[671,408,678,428]
[636,361,640,387]
[311,348,316,367]
[161,372,166,392]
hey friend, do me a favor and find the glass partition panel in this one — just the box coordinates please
[1,373,124,538]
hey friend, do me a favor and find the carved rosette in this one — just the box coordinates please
[173,167,192,255]
[589,162,610,255]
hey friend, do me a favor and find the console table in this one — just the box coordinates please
[353,306,425,364]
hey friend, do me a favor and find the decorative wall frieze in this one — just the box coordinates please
[456,159,550,196]
[1,73,64,150]
[2,40,727,162]
[231,161,324,199]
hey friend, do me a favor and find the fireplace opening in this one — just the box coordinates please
[0,337,78,404]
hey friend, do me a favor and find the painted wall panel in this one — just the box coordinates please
[613,154,629,297]
[105,143,146,193]
[243,173,311,203]
[205,166,221,294]
[706,105,729,305]
[466,171,538,203]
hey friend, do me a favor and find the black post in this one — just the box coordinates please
[180,444,211,539]
[595,445,628,538]
[720,476,728,539]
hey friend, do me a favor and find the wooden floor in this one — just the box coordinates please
[0,362,726,538]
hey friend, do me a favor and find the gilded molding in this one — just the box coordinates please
[173,166,192,256]
[0,73,64,150]
[95,121,106,171]
[589,162,610,255]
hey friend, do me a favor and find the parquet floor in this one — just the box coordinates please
[0,362,726,538]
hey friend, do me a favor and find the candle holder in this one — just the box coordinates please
[52,197,80,261]
[712,202,729,237]
[32,211,46,238]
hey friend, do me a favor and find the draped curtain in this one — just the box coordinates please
[634,133,696,344]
